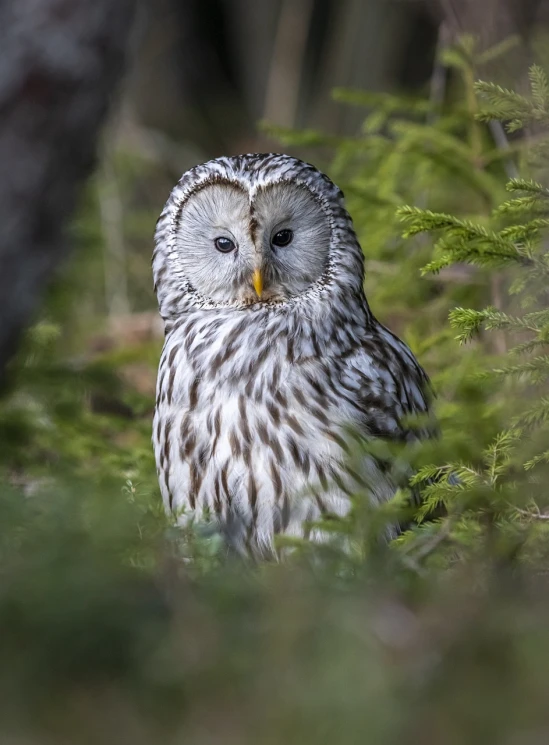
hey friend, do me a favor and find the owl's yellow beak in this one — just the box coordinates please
[252,268,263,299]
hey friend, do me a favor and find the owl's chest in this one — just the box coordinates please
[169,353,347,466]
[155,334,356,520]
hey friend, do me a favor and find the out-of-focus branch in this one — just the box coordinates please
[98,156,130,318]
[0,0,136,381]
[365,260,481,284]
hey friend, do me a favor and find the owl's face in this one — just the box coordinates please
[155,154,365,319]
[174,179,332,306]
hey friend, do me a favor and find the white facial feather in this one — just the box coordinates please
[175,184,253,303]
[174,180,331,305]
[254,183,331,296]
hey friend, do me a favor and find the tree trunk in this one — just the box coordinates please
[0,0,136,380]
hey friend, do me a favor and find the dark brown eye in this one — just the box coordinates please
[272,229,293,248]
[214,236,236,253]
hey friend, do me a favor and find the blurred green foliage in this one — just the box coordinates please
[2,36,549,744]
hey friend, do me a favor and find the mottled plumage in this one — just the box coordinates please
[153,153,430,555]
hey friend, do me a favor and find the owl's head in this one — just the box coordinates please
[154,154,364,315]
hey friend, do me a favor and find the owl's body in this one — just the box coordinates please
[153,153,430,554]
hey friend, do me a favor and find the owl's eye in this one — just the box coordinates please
[214,236,236,253]
[272,229,293,248]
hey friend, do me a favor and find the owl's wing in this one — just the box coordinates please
[336,323,434,516]
[340,322,434,443]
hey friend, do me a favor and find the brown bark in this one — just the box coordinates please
[0,0,136,380]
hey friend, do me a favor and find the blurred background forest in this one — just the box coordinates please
[3,1,549,743]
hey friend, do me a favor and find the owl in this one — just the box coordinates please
[153,153,431,556]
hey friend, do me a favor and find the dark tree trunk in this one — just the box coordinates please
[0,0,136,380]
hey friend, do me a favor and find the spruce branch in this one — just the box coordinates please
[487,357,549,383]
[507,178,549,197]
[332,88,432,116]
[512,397,549,429]
[529,65,549,113]
[474,81,532,115]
